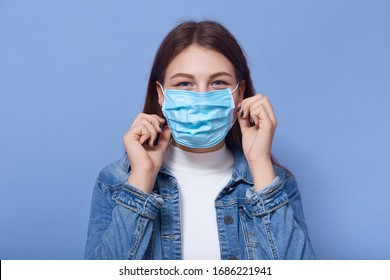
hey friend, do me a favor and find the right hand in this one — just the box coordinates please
[123,113,171,193]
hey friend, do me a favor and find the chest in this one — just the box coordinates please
[147,182,259,260]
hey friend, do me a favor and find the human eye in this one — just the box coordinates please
[211,80,229,89]
[178,81,191,87]
[174,81,193,89]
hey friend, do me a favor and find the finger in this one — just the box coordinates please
[136,120,159,146]
[132,113,165,132]
[237,104,251,132]
[242,94,277,128]
[156,126,171,152]
[239,94,263,119]
[257,96,277,127]
[247,101,266,127]
[135,123,153,145]
[123,123,150,155]
[147,114,166,132]
[256,105,274,130]
[135,113,165,123]
[131,120,158,146]
[240,95,263,127]
[249,107,260,126]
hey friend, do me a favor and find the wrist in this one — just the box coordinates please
[127,170,157,194]
[248,159,276,191]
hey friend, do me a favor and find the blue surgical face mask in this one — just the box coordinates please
[159,83,239,149]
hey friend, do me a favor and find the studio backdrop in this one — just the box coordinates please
[0,0,389,259]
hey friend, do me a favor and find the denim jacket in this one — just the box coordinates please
[85,148,315,260]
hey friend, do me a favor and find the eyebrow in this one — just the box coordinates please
[168,71,233,80]
[169,73,195,80]
[210,72,233,79]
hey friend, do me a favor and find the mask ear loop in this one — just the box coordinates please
[157,81,166,96]
[229,82,241,129]
[230,82,240,95]
[156,82,174,142]
[156,82,167,124]
[157,81,167,113]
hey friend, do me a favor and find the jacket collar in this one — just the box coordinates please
[231,148,254,185]
[123,147,254,185]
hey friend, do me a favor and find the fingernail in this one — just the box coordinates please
[237,106,241,112]
[240,111,244,118]
[153,134,160,146]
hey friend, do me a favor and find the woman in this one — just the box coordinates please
[85,20,315,260]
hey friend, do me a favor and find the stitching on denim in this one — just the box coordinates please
[162,235,180,240]
[128,216,148,260]
[262,214,279,260]
[160,194,177,199]
[122,183,147,199]
[238,208,258,248]
[261,179,284,199]
[266,199,289,214]
[252,197,289,217]
[145,220,157,259]
[143,195,157,217]
[100,180,123,195]
[95,181,119,206]
[113,199,138,214]
[215,197,251,208]
[239,213,252,259]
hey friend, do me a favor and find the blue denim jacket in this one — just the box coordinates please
[85,148,315,260]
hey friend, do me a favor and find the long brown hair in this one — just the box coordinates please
[143,20,282,167]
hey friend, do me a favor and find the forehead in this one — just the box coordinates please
[165,45,235,80]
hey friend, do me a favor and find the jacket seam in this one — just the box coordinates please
[127,216,148,260]
[259,178,284,199]
[95,180,121,206]
[262,214,279,260]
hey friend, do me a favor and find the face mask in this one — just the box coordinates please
[159,83,239,149]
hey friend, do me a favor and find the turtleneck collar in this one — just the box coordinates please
[163,143,233,175]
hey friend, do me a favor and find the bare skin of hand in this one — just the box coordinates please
[237,94,277,191]
[123,113,171,193]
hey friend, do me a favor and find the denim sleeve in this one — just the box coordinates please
[247,176,315,259]
[84,180,164,260]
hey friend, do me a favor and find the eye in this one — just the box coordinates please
[211,80,229,88]
[175,81,193,88]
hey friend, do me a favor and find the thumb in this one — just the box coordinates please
[156,126,171,152]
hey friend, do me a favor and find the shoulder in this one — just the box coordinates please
[96,154,130,187]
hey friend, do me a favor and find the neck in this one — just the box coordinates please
[172,139,225,153]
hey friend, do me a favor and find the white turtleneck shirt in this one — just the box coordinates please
[162,143,234,260]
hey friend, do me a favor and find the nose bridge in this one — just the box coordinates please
[192,78,208,93]
[198,84,208,93]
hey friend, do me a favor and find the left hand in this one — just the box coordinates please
[237,94,277,189]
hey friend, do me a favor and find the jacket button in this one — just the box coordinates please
[228,256,238,260]
[224,215,233,225]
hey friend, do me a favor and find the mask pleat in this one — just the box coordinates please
[161,86,237,149]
